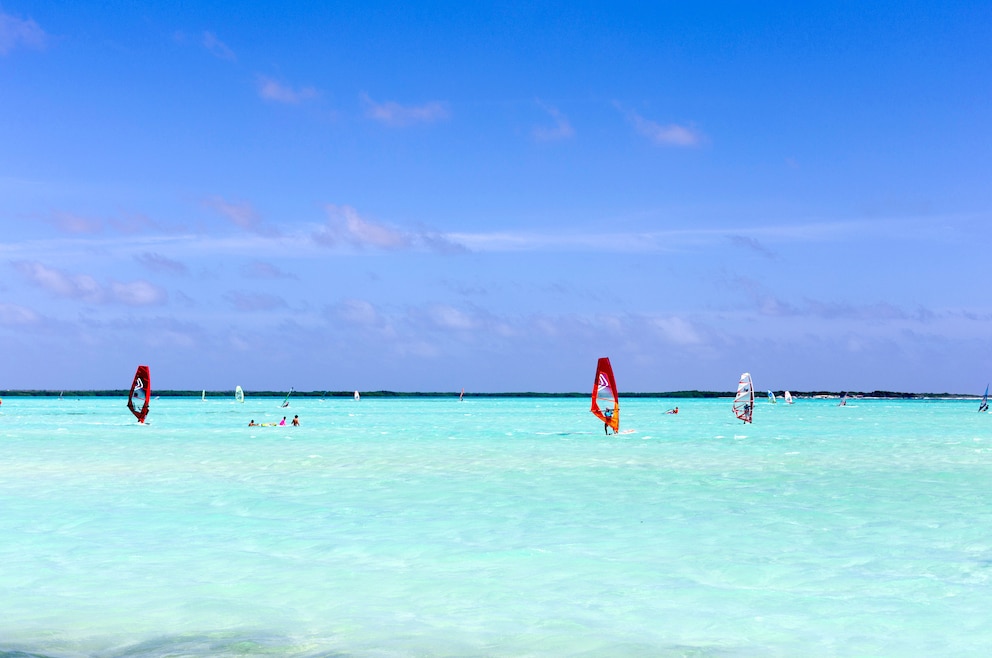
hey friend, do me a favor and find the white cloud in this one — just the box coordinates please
[533,101,574,141]
[315,204,410,250]
[202,31,235,61]
[336,299,381,326]
[111,280,168,305]
[650,316,702,345]
[224,291,287,312]
[47,212,104,234]
[14,261,102,302]
[313,205,465,254]
[241,261,296,279]
[12,261,166,306]
[257,75,317,104]
[135,252,188,275]
[0,302,41,326]
[361,93,449,126]
[203,196,281,237]
[0,10,46,55]
[205,196,260,230]
[428,304,478,331]
[616,103,703,147]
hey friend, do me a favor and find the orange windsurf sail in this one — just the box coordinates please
[591,357,620,432]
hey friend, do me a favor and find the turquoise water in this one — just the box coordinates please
[1,396,991,657]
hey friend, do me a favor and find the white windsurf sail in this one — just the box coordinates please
[235,386,244,403]
[202,390,206,402]
[767,390,777,404]
[784,390,793,404]
[354,390,360,401]
[733,372,754,424]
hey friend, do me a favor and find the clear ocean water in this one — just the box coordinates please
[2,395,991,657]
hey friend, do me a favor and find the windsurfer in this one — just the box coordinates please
[604,407,614,434]
[667,406,678,414]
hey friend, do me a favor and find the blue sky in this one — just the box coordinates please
[1,1,990,393]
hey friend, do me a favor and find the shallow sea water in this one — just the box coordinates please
[1,395,991,657]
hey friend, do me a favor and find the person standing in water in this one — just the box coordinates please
[291,415,300,426]
[603,407,614,434]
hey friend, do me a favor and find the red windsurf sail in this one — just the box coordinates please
[128,365,151,423]
[591,357,620,433]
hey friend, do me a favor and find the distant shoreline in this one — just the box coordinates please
[0,390,978,399]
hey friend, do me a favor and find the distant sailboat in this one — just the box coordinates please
[734,372,754,424]
[767,390,777,404]
[281,388,293,408]
[127,365,151,424]
[839,392,848,406]
[235,385,245,403]
[784,390,793,405]
[201,389,206,402]
[591,357,620,434]
[980,385,988,413]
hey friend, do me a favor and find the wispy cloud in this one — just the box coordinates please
[727,234,777,259]
[426,304,479,331]
[0,10,46,55]
[203,196,281,237]
[533,101,574,141]
[0,302,41,326]
[615,103,703,147]
[361,93,449,127]
[257,75,317,104]
[48,212,104,235]
[44,211,159,236]
[110,280,168,305]
[241,261,296,279]
[314,204,465,253]
[204,196,259,230]
[135,252,188,275]
[12,261,167,305]
[649,316,703,345]
[224,291,287,312]
[202,31,235,61]
[332,299,393,333]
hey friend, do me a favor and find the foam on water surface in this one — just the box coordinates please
[1,396,991,656]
